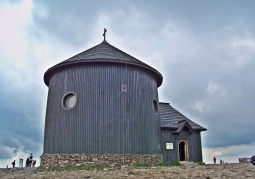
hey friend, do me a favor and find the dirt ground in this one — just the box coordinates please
[0,163,254,179]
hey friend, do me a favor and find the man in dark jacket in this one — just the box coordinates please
[213,156,216,164]
[26,158,30,167]
[12,160,15,168]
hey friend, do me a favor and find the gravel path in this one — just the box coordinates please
[0,163,254,178]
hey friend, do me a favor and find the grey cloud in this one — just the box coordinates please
[153,19,255,148]
[1,0,255,164]
[31,1,255,149]
[31,0,119,47]
[0,66,44,160]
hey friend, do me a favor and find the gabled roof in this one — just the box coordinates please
[173,120,194,134]
[159,102,207,131]
[44,40,163,87]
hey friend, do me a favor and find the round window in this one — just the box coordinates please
[153,99,158,113]
[62,92,77,110]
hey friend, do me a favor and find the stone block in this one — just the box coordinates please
[92,158,98,162]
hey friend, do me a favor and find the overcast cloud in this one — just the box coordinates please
[0,0,255,167]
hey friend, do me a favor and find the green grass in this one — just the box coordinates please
[114,163,121,167]
[155,162,180,167]
[172,162,181,166]
[155,162,172,167]
[37,161,183,172]
[36,164,111,172]
[36,166,45,172]
[132,162,151,168]
[197,162,205,165]
[132,162,180,168]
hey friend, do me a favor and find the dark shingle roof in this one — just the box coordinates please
[44,40,163,87]
[159,102,207,131]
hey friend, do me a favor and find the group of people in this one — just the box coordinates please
[26,153,36,167]
[213,156,227,164]
[11,153,36,168]
[220,159,226,164]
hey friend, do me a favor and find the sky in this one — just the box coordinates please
[0,0,255,167]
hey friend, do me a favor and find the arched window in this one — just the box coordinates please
[152,99,158,113]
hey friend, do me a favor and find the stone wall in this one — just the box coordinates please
[40,154,163,167]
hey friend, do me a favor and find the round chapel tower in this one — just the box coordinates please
[42,37,163,166]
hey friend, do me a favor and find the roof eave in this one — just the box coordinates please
[160,125,207,132]
[160,126,178,130]
[44,59,163,87]
[195,128,207,132]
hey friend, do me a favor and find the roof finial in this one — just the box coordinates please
[102,28,107,41]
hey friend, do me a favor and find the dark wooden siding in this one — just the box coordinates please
[161,130,178,163]
[161,129,203,163]
[188,132,203,162]
[43,64,161,154]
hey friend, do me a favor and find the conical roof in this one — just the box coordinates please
[44,40,163,87]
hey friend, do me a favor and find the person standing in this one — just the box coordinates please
[213,156,216,164]
[12,160,15,168]
[26,158,30,167]
[27,153,34,167]
[32,160,36,167]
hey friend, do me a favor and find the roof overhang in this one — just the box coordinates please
[44,58,163,87]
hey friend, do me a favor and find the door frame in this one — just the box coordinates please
[178,140,189,161]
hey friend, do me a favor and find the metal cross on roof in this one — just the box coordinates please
[102,28,107,40]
